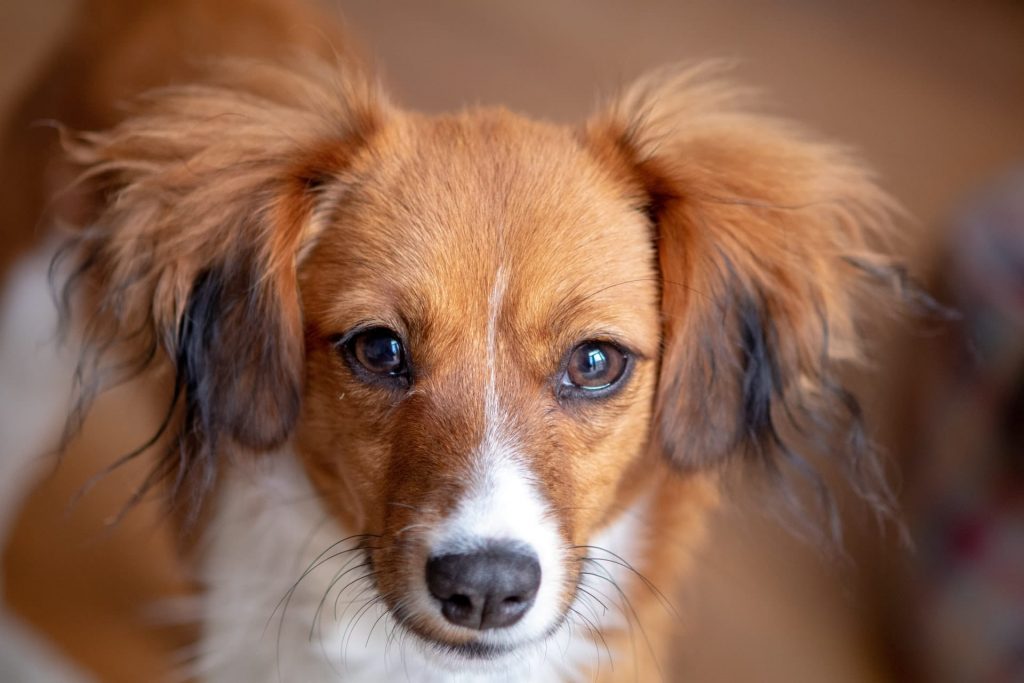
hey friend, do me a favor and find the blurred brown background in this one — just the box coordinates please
[1,1,1022,681]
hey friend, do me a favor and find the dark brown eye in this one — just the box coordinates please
[562,341,628,394]
[346,327,407,378]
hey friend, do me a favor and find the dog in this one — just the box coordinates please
[0,0,904,680]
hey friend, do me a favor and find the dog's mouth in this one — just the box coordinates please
[437,639,515,660]
[389,604,571,666]
[402,626,518,661]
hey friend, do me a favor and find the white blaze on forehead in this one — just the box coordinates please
[426,264,568,644]
[483,264,508,441]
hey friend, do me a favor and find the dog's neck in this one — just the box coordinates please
[193,451,649,683]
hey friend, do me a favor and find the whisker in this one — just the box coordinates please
[365,601,393,648]
[394,522,433,538]
[265,533,378,682]
[567,606,611,678]
[342,593,385,665]
[330,563,375,622]
[266,532,379,630]
[578,564,663,682]
[387,501,423,512]
[267,544,370,640]
[576,585,609,616]
[311,558,373,641]
[579,568,639,682]
[573,544,678,619]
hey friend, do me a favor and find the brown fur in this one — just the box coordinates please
[587,66,901,530]
[4,1,905,678]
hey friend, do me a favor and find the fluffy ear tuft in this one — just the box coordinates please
[586,64,905,534]
[59,58,386,521]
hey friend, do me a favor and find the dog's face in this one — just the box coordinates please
[67,61,897,669]
[297,111,660,654]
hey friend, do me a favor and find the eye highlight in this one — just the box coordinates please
[560,340,630,397]
[337,326,410,386]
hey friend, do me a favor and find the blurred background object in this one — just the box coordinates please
[1,1,1022,681]
[888,166,1024,683]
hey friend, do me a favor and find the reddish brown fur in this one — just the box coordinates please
[294,110,665,645]
[587,67,900,509]
[3,2,904,679]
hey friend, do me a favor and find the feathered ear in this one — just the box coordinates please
[61,59,385,517]
[585,65,903,529]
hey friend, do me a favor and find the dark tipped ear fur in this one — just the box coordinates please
[586,65,905,532]
[59,58,384,523]
[178,256,301,452]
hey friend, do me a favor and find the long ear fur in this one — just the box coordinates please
[59,58,385,520]
[586,65,904,533]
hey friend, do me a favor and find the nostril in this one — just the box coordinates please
[438,592,478,627]
[450,594,473,609]
[425,542,541,631]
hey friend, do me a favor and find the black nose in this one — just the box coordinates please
[425,542,541,630]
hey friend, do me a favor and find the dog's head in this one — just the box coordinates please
[65,60,898,665]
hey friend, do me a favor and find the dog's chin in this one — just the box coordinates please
[420,638,518,664]
[400,617,566,674]
[410,636,536,676]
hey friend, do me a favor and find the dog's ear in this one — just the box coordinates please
[62,59,385,512]
[585,66,901,524]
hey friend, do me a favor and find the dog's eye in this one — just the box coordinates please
[344,327,408,379]
[561,341,628,395]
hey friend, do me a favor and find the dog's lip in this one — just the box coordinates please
[397,618,517,660]
[396,606,570,662]
[435,639,517,660]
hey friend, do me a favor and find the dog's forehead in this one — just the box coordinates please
[307,109,659,346]
[353,111,641,247]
